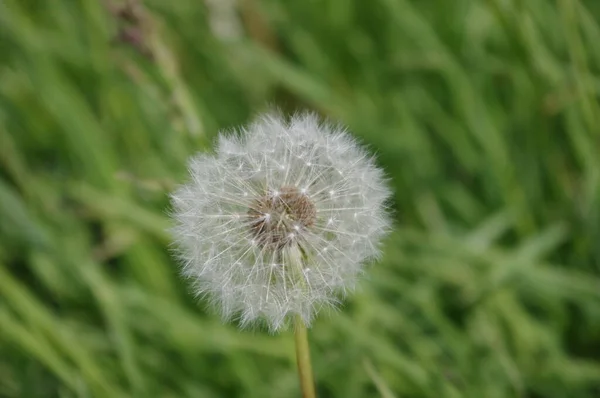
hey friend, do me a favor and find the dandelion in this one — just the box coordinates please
[171,111,391,328]
[170,112,391,396]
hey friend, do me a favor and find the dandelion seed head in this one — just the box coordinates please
[170,112,392,331]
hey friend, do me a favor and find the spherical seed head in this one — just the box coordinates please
[170,112,392,331]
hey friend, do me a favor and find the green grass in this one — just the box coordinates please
[1,0,600,397]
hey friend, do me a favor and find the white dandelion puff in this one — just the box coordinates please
[170,112,392,331]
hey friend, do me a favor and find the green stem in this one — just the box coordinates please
[294,314,316,398]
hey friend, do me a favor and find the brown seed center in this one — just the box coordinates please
[247,186,316,248]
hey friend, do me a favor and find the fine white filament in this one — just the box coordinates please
[171,112,391,331]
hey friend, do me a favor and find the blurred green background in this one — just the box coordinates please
[1,0,600,397]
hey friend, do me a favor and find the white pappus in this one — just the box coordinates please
[170,112,392,331]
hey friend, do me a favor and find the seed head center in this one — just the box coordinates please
[248,186,316,248]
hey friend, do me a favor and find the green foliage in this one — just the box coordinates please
[1,0,599,397]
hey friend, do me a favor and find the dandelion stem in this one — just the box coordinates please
[294,314,316,398]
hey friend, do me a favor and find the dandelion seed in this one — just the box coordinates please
[170,112,391,331]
